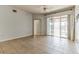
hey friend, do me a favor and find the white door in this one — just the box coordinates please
[34,20,41,35]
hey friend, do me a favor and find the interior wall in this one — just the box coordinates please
[75,5,79,41]
[0,6,32,42]
[47,10,73,17]
[69,10,75,40]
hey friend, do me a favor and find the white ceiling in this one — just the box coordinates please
[14,5,74,14]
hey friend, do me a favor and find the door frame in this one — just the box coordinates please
[33,19,41,36]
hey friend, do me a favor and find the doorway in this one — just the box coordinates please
[34,20,41,35]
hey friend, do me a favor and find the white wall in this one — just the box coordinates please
[47,10,73,17]
[69,10,75,40]
[75,5,79,41]
[0,6,32,42]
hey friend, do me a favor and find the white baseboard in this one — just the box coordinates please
[0,34,33,42]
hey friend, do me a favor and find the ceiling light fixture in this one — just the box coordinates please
[43,5,47,11]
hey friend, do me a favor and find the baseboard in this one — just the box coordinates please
[33,34,47,36]
[0,35,33,42]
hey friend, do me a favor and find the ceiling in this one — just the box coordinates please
[14,5,74,14]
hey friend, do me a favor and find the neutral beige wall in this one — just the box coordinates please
[47,10,73,17]
[69,10,75,40]
[0,6,32,42]
[75,5,79,41]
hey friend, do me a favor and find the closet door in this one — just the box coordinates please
[34,20,41,35]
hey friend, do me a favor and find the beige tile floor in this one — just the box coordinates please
[0,36,79,54]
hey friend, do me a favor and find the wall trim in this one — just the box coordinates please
[0,35,33,42]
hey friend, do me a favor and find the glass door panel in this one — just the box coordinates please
[47,15,68,39]
[47,17,52,35]
[53,18,60,37]
[60,17,68,38]
[51,18,54,35]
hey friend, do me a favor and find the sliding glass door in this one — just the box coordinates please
[60,15,68,38]
[47,17,52,35]
[47,15,68,39]
[53,17,60,37]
